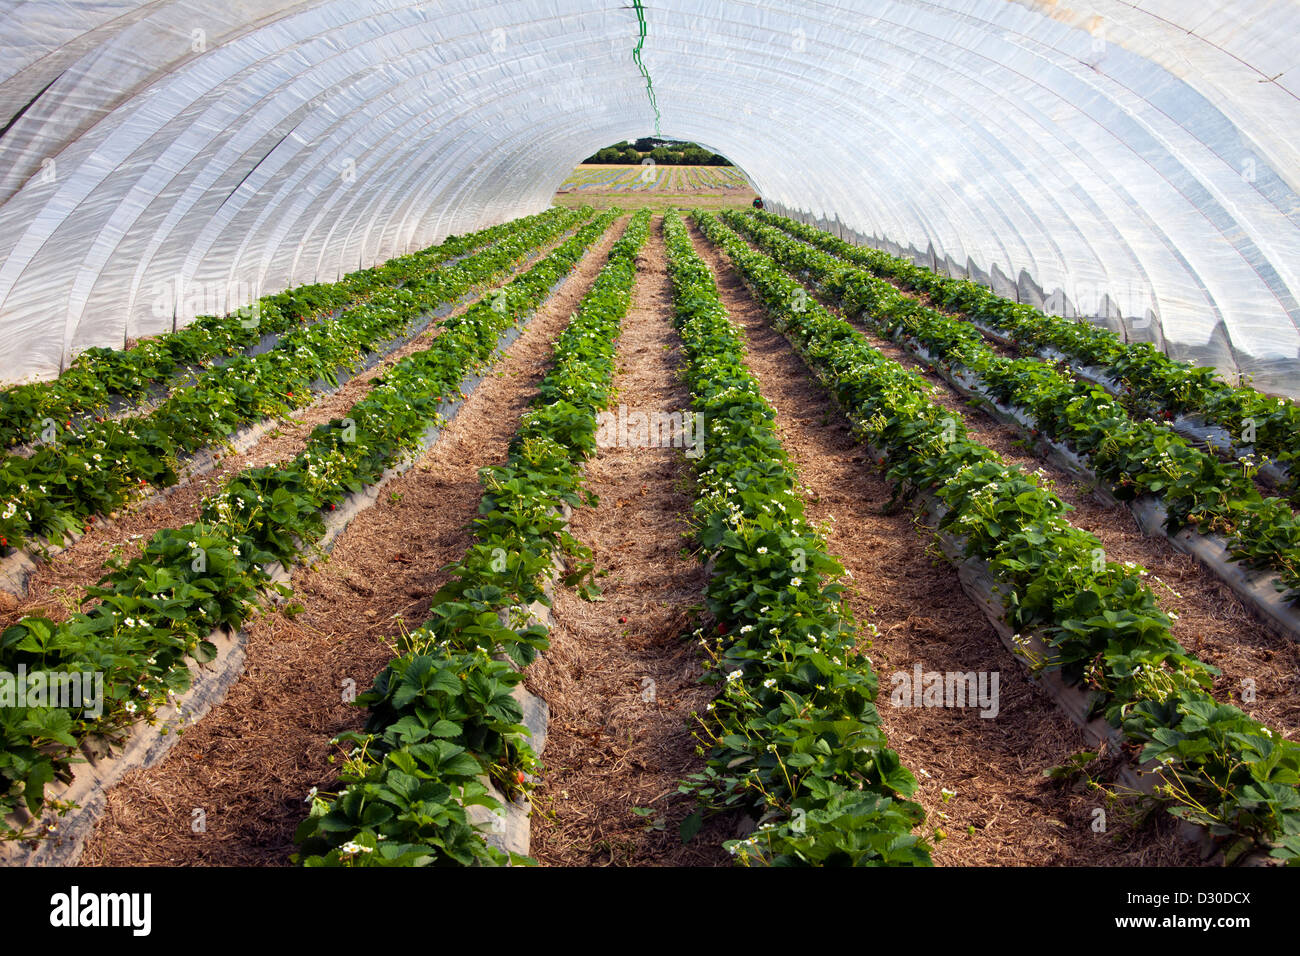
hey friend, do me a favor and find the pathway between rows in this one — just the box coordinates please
[526,218,727,866]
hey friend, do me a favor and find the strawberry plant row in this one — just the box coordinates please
[750,209,1300,503]
[293,210,653,866]
[0,210,621,839]
[723,210,1300,629]
[663,209,931,866]
[1,227,516,464]
[0,212,539,452]
[695,209,1300,864]
[0,207,589,555]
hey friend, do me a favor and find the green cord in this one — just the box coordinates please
[632,0,662,136]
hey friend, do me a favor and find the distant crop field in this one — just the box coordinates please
[554,163,757,210]
[557,163,752,193]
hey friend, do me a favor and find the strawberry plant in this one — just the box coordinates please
[294,650,536,867]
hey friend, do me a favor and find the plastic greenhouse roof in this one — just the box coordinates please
[0,1,1297,395]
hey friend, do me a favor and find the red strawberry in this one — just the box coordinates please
[619,617,627,624]
[515,771,526,785]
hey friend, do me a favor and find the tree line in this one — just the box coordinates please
[582,138,732,166]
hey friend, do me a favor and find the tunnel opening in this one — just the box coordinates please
[552,135,758,211]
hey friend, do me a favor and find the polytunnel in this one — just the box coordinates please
[0,0,1298,396]
[6,0,1300,882]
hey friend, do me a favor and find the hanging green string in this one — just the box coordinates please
[632,0,661,136]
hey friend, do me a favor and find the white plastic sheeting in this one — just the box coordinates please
[0,1,1297,395]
